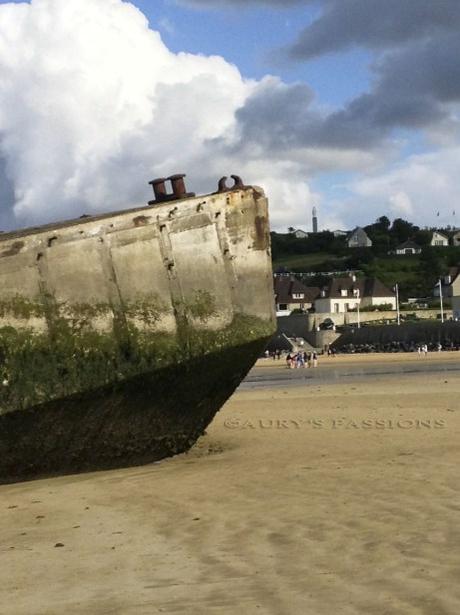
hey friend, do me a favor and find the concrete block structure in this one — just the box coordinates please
[0,178,276,482]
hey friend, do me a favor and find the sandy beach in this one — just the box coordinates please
[1,353,460,614]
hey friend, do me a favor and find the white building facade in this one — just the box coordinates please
[347,227,373,248]
[314,276,396,314]
[430,231,449,247]
[451,275,460,319]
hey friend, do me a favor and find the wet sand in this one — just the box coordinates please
[245,351,460,388]
[1,354,460,614]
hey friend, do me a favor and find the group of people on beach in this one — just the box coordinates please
[264,348,323,367]
[417,344,429,356]
[285,351,318,369]
[417,343,442,355]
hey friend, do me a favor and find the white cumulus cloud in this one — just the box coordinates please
[348,147,460,227]
[9,0,448,235]
[0,0,353,234]
[0,0,251,227]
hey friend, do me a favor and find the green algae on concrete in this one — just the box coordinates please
[0,312,273,415]
[0,332,272,483]
[124,295,167,327]
[0,296,47,320]
[184,290,217,321]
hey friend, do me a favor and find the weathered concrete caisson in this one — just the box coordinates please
[0,175,275,482]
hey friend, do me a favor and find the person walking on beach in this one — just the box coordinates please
[296,352,305,368]
[423,343,428,356]
[312,351,318,368]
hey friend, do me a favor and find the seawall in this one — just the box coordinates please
[308,310,452,329]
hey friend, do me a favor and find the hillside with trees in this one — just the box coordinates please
[272,216,460,300]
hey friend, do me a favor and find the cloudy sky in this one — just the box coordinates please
[0,0,459,232]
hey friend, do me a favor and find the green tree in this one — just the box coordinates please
[391,218,419,244]
[413,229,432,246]
[364,216,392,255]
[375,215,391,232]
[419,247,443,288]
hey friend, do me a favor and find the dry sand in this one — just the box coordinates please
[1,354,460,614]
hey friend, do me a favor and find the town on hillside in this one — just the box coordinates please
[269,213,460,354]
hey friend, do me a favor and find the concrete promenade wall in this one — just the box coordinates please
[304,330,341,350]
[309,309,452,329]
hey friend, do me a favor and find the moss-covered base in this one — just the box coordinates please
[0,313,273,413]
[0,334,271,484]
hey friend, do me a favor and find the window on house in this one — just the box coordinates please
[292,293,304,299]
[341,289,348,297]
[334,303,340,313]
[278,304,288,310]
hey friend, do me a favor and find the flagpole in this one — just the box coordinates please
[357,289,360,328]
[439,279,444,323]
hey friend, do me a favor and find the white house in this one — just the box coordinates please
[290,228,309,239]
[314,275,396,314]
[274,275,320,316]
[430,231,449,247]
[347,227,372,248]
[451,230,460,246]
[433,267,460,298]
[395,240,422,255]
[451,274,460,319]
